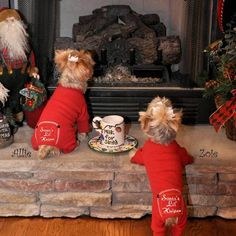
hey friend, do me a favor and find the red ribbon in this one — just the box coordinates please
[209,89,236,132]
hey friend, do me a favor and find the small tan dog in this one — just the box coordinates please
[31,49,95,159]
[130,96,193,236]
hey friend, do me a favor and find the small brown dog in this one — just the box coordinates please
[130,96,193,236]
[31,49,95,159]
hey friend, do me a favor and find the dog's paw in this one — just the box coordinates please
[165,217,178,227]
[50,147,60,157]
[38,145,60,160]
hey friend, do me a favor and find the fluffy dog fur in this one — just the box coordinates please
[139,96,182,145]
[55,49,94,93]
[36,49,94,159]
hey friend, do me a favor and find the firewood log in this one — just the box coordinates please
[92,5,131,17]
[157,36,182,65]
[140,14,160,26]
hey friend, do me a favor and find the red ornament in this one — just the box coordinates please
[27,99,33,107]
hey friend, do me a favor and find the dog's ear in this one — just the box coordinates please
[54,50,71,72]
[79,50,95,66]
[85,51,95,66]
[169,110,183,132]
[139,111,151,133]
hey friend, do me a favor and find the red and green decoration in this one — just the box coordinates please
[20,77,47,111]
[210,89,236,132]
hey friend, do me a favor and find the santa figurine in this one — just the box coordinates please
[0,8,40,129]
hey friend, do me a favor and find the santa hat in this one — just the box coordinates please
[0,8,21,22]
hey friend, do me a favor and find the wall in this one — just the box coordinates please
[59,0,186,39]
[0,0,8,7]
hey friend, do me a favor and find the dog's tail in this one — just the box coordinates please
[165,217,178,227]
[38,145,60,160]
[165,217,178,235]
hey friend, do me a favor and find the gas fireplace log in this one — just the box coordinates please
[140,14,160,26]
[73,15,117,40]
[119,13,139,25]
[79,15,94,24]
[133,26,156,38]
[92,5,131,17]
[121,21,138,36]
[100,29,158,65]
[99,22,137,40]
[150,22,167,37]
[71,5,181,66]
[157,36,182,65]
[92,15,118,34]
[128,36,157,64]
[72,21,95,40]
[75,35,104,52]
[119,13,157,39]
[75,22,137,51]
[103,38,131,65]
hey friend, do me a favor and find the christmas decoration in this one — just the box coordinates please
[209,89,236,131]
[0,112,14,148]
[203,26,236,103]
[20,77,47,112]
[0,8,40,128]
[203,1,236,140]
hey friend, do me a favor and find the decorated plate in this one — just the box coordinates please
[88,135,138,153]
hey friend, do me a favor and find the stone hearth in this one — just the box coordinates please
[0,124,235,219]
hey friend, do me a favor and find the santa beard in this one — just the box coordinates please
[0,18,29,60]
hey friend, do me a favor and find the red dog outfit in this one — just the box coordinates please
[131,139,193,236]
[31,85,90,153]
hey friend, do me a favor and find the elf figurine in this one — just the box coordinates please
[0,8,41,128]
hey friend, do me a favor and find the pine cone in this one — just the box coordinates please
[205,80,219,89]
[214,95,223,108]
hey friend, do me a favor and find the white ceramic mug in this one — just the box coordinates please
[92,115,125,148]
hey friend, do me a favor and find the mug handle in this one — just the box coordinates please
[92,116,102,132]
